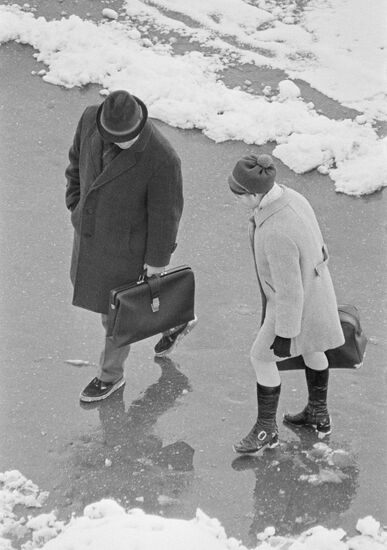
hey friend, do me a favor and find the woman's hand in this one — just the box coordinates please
[270,336,291,357]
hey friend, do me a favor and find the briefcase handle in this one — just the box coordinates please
[136,266,187,314]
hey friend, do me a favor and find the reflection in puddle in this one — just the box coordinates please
[55,358,195,515]
[232,425,359,542]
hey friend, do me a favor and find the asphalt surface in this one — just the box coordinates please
[0,5,386,546]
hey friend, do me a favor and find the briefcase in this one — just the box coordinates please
[106,265,195,348]
[277,304,367,371]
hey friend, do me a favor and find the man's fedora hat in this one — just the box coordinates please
[97,90,148,142]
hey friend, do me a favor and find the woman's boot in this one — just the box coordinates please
[233,383,281,454]
[283,366,331,437]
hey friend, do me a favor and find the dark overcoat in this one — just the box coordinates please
[65,105,183,314]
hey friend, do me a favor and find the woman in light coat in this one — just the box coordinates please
[229,153,344,455]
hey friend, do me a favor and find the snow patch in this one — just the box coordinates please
[0,4,385,196]
[102,8,119,21]
[1,471,387,550]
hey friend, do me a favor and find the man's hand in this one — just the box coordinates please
[270,335,291,358]
[144,264,168,277]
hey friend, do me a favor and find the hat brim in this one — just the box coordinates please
[96,95,148,143]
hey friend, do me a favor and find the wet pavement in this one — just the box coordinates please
[0,9,387,548]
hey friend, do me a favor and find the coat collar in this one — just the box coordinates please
[253,185,292,227]
[88,121,154,193]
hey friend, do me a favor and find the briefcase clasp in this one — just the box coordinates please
[151,297,160,313]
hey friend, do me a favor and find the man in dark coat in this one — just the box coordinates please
[65,90,196,402]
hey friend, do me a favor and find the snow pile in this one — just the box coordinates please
[102,9,118,21]
[122,0,387,120]
[0,4,386,196]
[38,509,387,550]
[277,80,301,101]
[38,504,247,550]
[1,471,386,550]
[124,0,312,66]
[127,0,275,41]
[0,470,63,548]
[299,0,387,121]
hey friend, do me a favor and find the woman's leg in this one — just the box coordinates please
[251,356,281,387]
[233,355,281,454]
[303,351,328,371]
[283,352,331,437]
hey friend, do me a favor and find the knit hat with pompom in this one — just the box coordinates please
[228,154,276,195]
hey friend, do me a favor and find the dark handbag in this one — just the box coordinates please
[277,304,367,371]
[106,265,195,348]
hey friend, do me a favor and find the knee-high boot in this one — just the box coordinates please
[233,383,281,454]
[283,366,331,437]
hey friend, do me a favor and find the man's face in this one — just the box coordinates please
[115,136,139,149]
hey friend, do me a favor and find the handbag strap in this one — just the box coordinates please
[146,275,161,313]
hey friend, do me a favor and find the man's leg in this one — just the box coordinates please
[154,315,198,357]
[98,314,131,382]
[79,314,130,402]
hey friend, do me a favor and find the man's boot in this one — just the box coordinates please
[233,383,281,454]
[283,366,331,437]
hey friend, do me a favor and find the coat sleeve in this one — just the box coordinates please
[264,231,304,338]
[145,157,183,267]
[65,114,83,211]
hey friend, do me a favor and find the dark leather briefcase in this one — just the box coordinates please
[106,265,195,348]
[278,304,367,371]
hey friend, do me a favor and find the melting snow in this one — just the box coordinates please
[0,3,385,196]
[1,471,386,550]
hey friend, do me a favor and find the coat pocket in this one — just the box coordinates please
[264,280,276,293]
[314,244,329,276]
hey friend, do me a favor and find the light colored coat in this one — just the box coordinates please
[250,186,344,361]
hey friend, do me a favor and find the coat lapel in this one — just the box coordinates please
[254,186,291,227]
[89,129,103,179]
[251,186,291,325]
[88,121,154,193]
[248,216,267,325]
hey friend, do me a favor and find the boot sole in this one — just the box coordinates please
[154,316,198,357]
[79,378,126,402]
[232,439,279,455]
[317,424,332,439]
[283,414,332,438]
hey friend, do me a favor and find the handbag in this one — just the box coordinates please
[277,304,367,370]
[106,265,195,348]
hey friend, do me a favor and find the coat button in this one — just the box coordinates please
[84,232,92,238]
[86,208,93,214]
